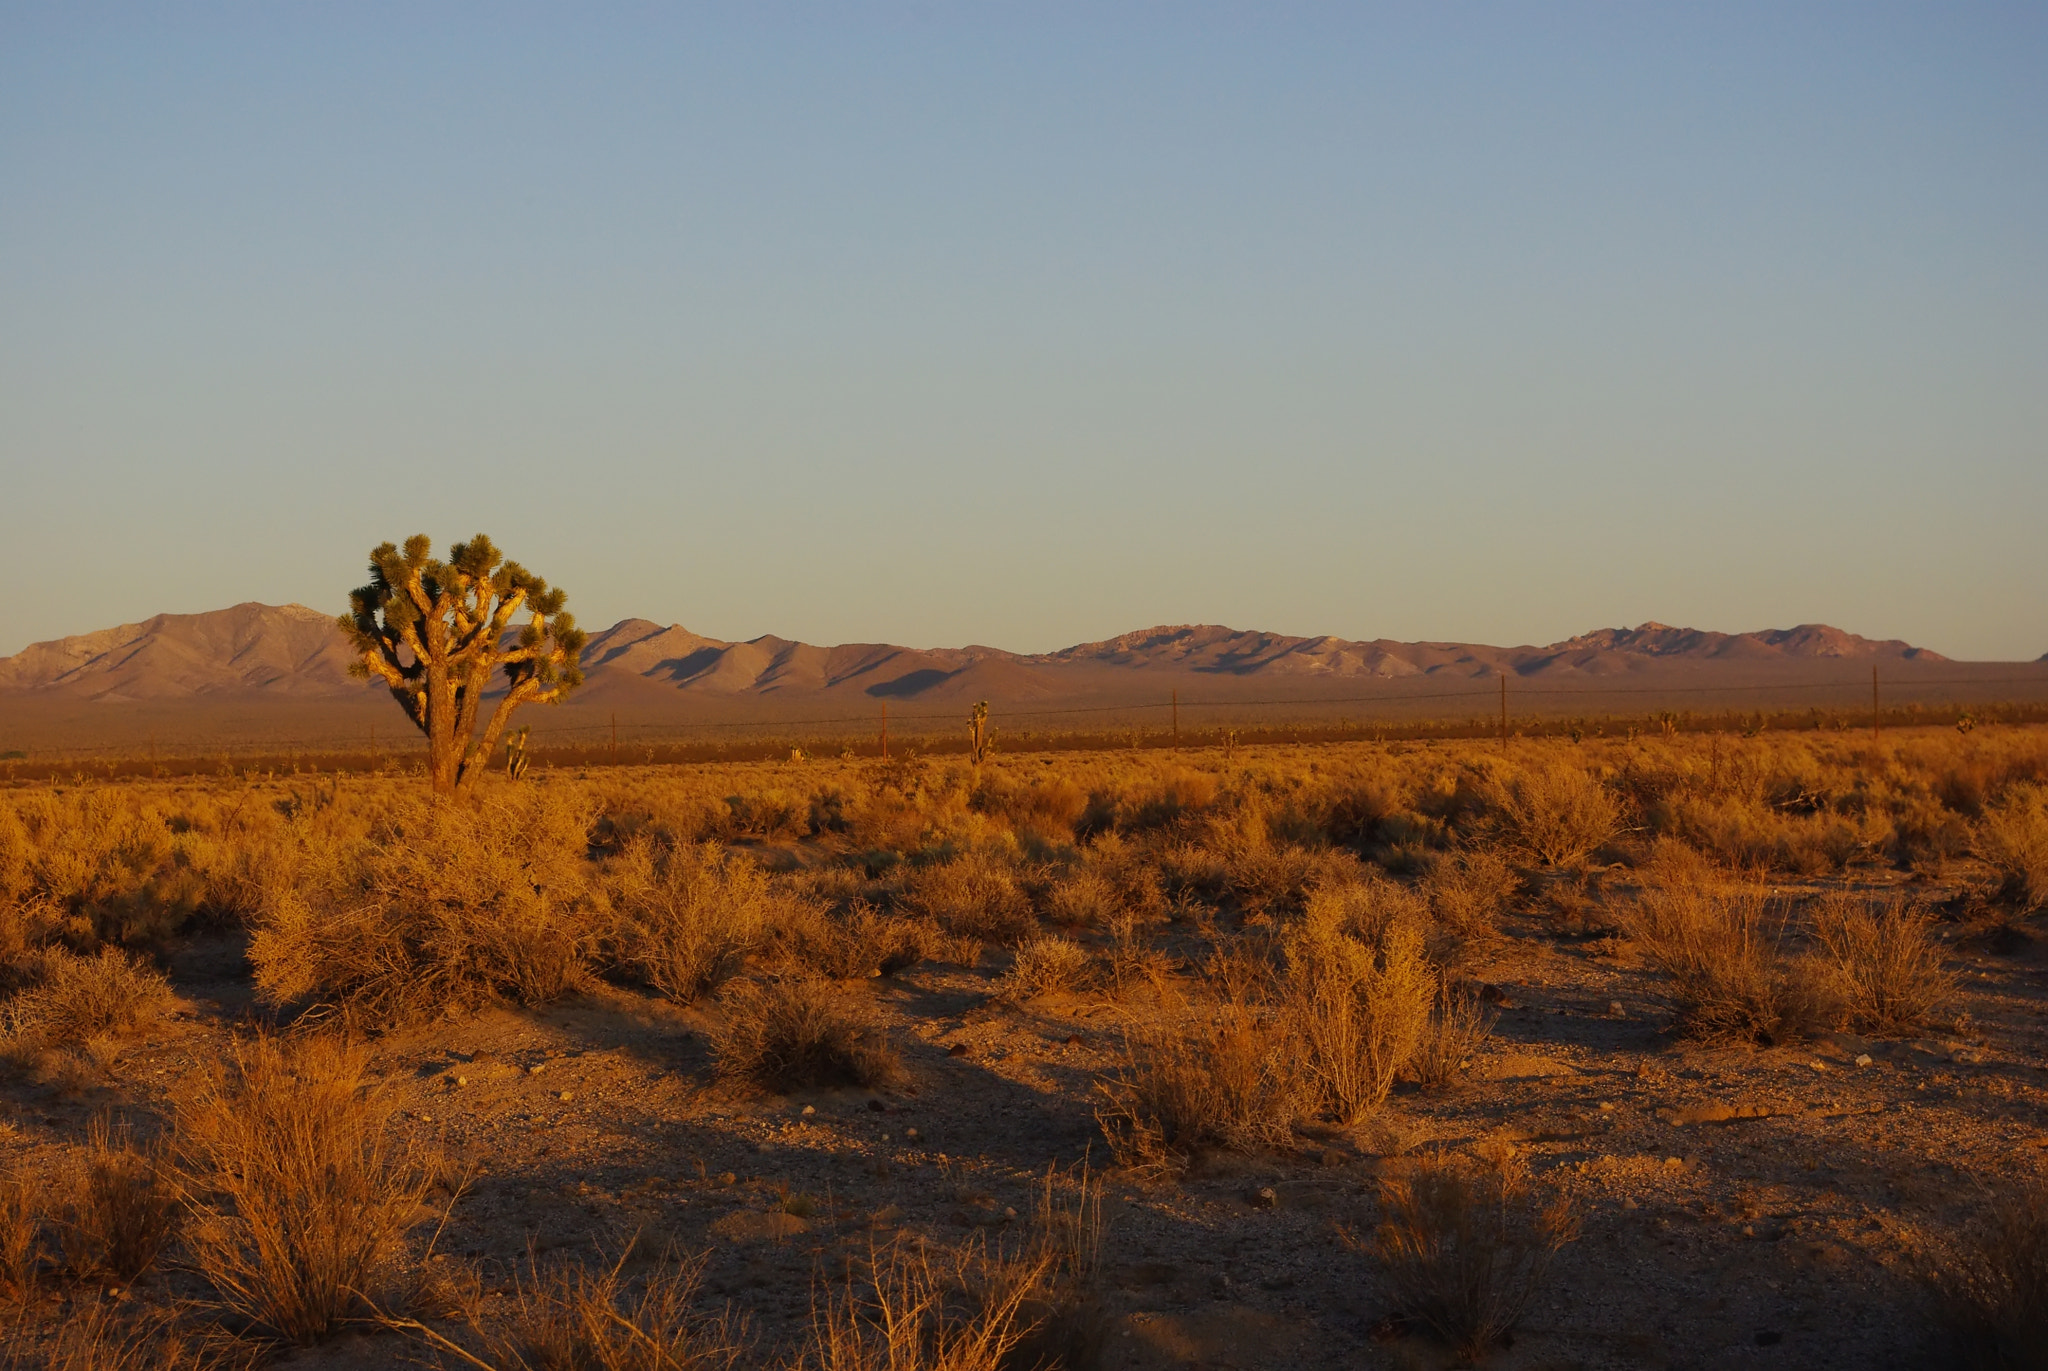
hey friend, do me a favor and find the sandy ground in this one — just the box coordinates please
[5,860,2044,1370]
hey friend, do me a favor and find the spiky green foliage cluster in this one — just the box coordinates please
[339,533,587,797]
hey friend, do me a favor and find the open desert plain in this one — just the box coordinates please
[3,719,2046,1369]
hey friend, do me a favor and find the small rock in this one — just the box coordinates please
[946,1044,969,1057]
[529,1064,546,1075]
[718,1171,737,1186]
[1810,1061,1828,1072]
[1623,1198,1639,1210]
[1250,1186,1278,1209]
[801,1105,816,1116]
[1609,1001,1625,1016]
[1854,1054,1873,1068]
[558,1091,574,1102]
[1664,1157,1684,1169]
[1599,1101,1616,1112]
[1003,1206,1017,1220]
[905,1128,919,1140]
[454,1076,467,1087]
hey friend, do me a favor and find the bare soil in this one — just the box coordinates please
[8,858,2042,1370]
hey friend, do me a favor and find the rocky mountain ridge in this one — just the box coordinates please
[0,603,1954,706]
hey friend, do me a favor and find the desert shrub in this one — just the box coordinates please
[1894,796,1973,871]
[1,947,173,1051]
[59,1119,177,1282]
[1104,766,1220,834]
[1421,849,1516,949]
[1409,984,1499,1091]
[712,789,809,842]
[791,1238,1049,1371]
[901,852,1034,944]
[1044,872,1121,929]
[1208,806,1358,916]
[1623,881,1823,1044]
[1978,787,2048,912]
[0,895,65,993]
[1366,1148,1579,1361]
[772,899,934,981]
[1284,885,1437,1123]
[1487,761,1620,867]
[1370,809,1453,874]
[1809,894,1956,1035]
[971,770,1089,841]
[172,1034,437,1344]
[249,789,597,1024]
[1201,937,1279,1007]
[708,978,903,1092]
[996,937,1093,1002]
[608,840,778,1002]
[1155,843,1228,904]
[1094,1004,1308,1175]
[1926,1184,2048,1370]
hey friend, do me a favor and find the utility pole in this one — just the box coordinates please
[1499,675,1508,751]
[880,703,888,760]
[1171,690,1179,747]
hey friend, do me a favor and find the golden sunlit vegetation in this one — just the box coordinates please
[1,725,2045,1366]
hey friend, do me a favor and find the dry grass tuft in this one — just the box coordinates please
[1927,1184,2048,1370]
[709,978,904,1092]
[0,1172,40,1300]
[1809,894,1956,1035]
[4,1298,252,1371]
[996,937,1094,1002]
[59,1118,177,1282]
[790,1238,1050,1371]
[1094,1004,1308,1175]
[1409,984,1499,1092]
[171,1034,438,1344]
[1364,1148,1580,1362]
[394,1247,752,1371]
[1622,880,1822,1044]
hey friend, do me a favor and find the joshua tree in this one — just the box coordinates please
[968,700,992,765]
[340,534,586,798]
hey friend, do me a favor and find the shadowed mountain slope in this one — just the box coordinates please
[0,604,1973,711]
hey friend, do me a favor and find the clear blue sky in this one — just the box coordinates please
[4,3,2044,660]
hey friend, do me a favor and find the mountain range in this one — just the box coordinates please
[0,602,1957,706]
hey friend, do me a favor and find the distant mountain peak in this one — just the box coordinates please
[0,604,1961,707]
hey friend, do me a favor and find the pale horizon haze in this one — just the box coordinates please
[3,4,2045,661]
